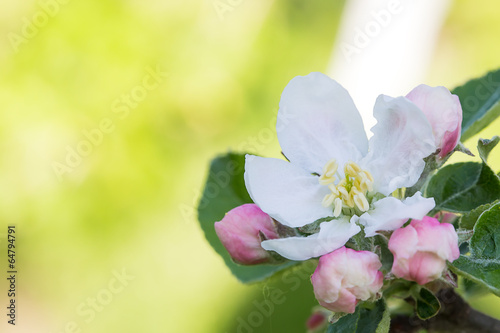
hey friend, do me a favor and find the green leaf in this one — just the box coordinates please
[382,280,412,299]
[452,69,500,142]
[459,200,500,229]
[415,287,441,320]
[374,235,394,275]
[470,202,500,259]
[426,162,500,213]
[197,152,297,283]
[375,303,391,333]
[478,136,500,163]
[449,256,500,296]
[328,299,389,333]
[461,277,490,298]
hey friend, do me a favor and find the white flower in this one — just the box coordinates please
[244,72,437,261]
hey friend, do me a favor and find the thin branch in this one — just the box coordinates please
[390,289,500,333]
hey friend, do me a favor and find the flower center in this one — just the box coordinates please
[319,159,374,217]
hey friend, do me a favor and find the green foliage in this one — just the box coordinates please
[478,136,500,163]
[415,287,441,320]
[450,256,500,297]
[327,299,390,333]
[452,69,500,142]
[426,162,500,212]
[453,138,500,228]
[451,201,500,299]
[470,202,500,259]
[374,236,394,275]
[197,152,296,283]
[461,277,490,298]
[460,200,500,229]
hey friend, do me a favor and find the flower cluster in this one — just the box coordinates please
[214,72,461,314]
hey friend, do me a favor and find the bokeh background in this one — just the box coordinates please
[1,0,500,332]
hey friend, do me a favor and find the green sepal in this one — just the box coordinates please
[411,286,441,320]
[478,136,500,163]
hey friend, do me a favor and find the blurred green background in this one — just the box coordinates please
[0,0,499,332]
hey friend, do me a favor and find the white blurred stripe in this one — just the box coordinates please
[328,0,451,135]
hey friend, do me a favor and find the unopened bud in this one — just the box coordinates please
[406,84,462,158]
[214,204,278,265]
[389,216,460,285]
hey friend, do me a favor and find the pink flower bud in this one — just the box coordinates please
[388,216,460,285]
[214,204,278,265]
[306,310,328,332]
[311,247,383,314]
[406,84,462,158]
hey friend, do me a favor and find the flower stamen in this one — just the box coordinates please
[333,198,343,217]
[319,159,374,217]
[319,159,338,185]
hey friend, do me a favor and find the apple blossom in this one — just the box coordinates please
[244,72,436,260]
[311,247,383,313]
[388,216,460,285]
[214,204,278,265]
[406,84,462,158]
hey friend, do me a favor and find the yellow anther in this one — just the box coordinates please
[337,178,347,190]
[319,160,372,216]
[345,161,362,176]
[338,185,349,199]
[355,177,370,193]
[344,193,355,208]
[319,159,338,185]
[364,181,374,193]
[333,198,343,217]
[328,184,339,196]
[319,174,335,186]
[322,193,335,208]
[357,171,374,191]
[353,192,369,212]
[323,159,339,177]
[362,170,374,183]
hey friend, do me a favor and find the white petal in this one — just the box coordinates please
[261,218,360,261]
[362,95,436,195]
[358,192,435,237]
[277,72,368,174]
[244,155,332,228]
